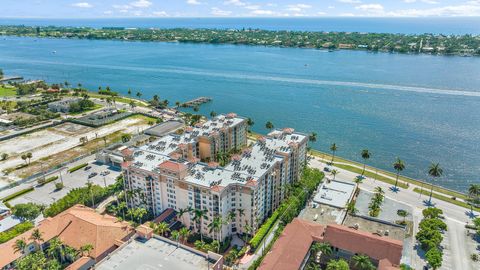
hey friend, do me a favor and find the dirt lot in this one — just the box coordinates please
[0,116,153,187]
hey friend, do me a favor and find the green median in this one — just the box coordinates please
[413,187,480,212]
[68,163,88,173]
[1,187,34,203]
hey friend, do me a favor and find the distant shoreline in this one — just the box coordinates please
[0,25,479,57]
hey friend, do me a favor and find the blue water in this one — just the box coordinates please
[1,17,480,34]
[1,35,480,192]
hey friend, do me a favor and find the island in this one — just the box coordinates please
[0,25,479,56]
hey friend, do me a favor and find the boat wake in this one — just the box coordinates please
[3,58,480,97]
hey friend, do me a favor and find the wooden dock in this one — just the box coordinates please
[0,76,23,82]
[182,97,212,108]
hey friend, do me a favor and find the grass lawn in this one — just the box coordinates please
[334,163,408,189]
[68,103,103,115]
[413,187,479,212]
[0,86,17,96]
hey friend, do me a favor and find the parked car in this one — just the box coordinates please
[88,172,97,178]
[323,166,331,172]
[84,166,92,171]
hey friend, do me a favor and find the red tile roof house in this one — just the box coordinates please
[259,218,403,270]
[0,204,135,270]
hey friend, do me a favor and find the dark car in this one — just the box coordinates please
[84,166,92,171]
[88,172,97,178]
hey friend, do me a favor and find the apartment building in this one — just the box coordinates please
[120,114,308,241]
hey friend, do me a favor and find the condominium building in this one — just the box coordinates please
[120,113,308,241]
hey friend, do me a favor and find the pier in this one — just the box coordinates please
[0,76,23,83]
[181,97,212,108]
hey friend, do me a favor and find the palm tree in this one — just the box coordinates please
[374,186,385,195]
[155,222,170,237]
[306,262,321,270]
[331,169,338,181]
[397,209,409,224]
[175,101,181,108]
[330,143,338,164]
[179,227,190,244]
[243,224,253,243]
[247,117,254,127]
[47,237,65,262]
[210,111,217,118]
[208,216,224,252]
[227,209,236,223]
[21,154,28,164]
[427,163,443,205]
[79,244,93,257]
[265,121,274,130]
[352,254,375,270]
[127,89,132,96]
[177,207,190,225]
[171,230,180,247]
[360,149,370,175]
[310,242,322,256]
[393,158,405,190]
[29,229,44,252]
[309,132,317,142]
[317,242,333,256]
[136,91,142,99]
[237,208,245,224]
[193,209,208,242]
[468,184,480,212]
[13,238,27,254]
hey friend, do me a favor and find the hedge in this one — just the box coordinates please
[1,187,34,203]
[0,221,34,243]
[37,175,58,185]
[248,206,282,249]
[68,163,88,173]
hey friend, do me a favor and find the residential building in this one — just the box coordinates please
[120,114,308,241]
[259,218,403,270]
[48,98,80,113]
[0,204,134,270]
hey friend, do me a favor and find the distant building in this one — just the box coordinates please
[259,218,403,270]
[0,204,135,269]
[144,120,184,137]
[48,98,80,113]
[95,134,152,167]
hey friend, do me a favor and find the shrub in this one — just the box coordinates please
[68,163,88,173]
[12,203,42,221]
[1,187,34,203]
[0,221,34,243]
[55,182,64,190]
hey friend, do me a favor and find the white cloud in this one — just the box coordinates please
[340,12,356,16]
[152,11,169,16]
[286,4,312,12]
[355,4,384,13]
[328,6,335,9]
[251,9,276,15]
[132,10,143,16]
[337,0,362,3]
[317,11,327,15]
[187,0,202,5]
[403,0,439,3]
[72,2,92,8]
[113,4,131,10]
[104,10,113,15]
[211,7,232,16]
[245,5,260,10]
[130,0,152,8]
[224,0,246,6]
[388,4,480,17]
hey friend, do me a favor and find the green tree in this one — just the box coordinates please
[422,207,443,219]
[210,111,217,118]
[193,209,208,242]
[121,133,132,143]
[179,227,190,244]
[309,132,317,142]
[29,228,44,252]
[247,117,254,127]
[397,209,409,224]
[12,203,42,221]
[154,222,170,237]
[265,121,274,130]
[79,244,94,257]
[330,143,338,164]
[171,230,180,247]
[468,184,480,212]
[136,91,142,98]
[425,247,443,270]
[352,254,375,270]
[0,68,3,79]
[360,149,371,175]
[208,215,225,252]
[427,163,443,205]
[393,158,405,190]
[13,238,27,254]
[326,259,350,270]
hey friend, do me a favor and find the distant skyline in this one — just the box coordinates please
[1,0,480,18]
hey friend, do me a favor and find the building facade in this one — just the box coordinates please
[120,114,308,241]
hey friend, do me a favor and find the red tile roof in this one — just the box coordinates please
[121,148,134,157]
[158,160,187,172]
[259,219,403,270]
[324,224,403,265]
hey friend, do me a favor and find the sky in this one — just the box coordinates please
[2,0,480,18]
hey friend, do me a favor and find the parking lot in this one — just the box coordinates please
[9,161,121,207]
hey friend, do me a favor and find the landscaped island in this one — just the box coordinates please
[1,25,479,56]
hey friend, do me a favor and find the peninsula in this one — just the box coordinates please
[1,25,479,56]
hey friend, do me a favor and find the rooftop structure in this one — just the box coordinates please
[144,120,184,137]
[312,180,356,209]
[95,235,223,270]
[259,218,403,270]
[0,204,134,269]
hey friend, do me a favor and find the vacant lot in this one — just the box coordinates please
[0,86,17,96]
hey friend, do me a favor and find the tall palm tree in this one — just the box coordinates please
[393,158,405,190]
[179,227,190,244]
[374,186,385,195]
[317,242,333,256]
[47,237,65,262]
[352,254,375,270]
[331,169,338,181]
[13,238,27,254]
[210,111,217,118]
[309,132,317,142]
[247,117,254,127]
[193,209,208,242]
[29,229,44,252]
[243,224,253,244]
[177,207,190,225]
[237,208,245,224]
[136,91,142,99]
[427,163,443,205]
[155,222,170,237]
[330,143,338,164]
[468,184,480,212]
[171,230,180,248]
[127,89,132,96]
[208,216,224,252]
[360,149,371,176]
[227,210,236,223]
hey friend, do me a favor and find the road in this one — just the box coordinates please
[309,157,478,270]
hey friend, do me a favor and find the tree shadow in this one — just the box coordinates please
[390,186,400,193]
[423,200,436,207]
[465,210,478,219]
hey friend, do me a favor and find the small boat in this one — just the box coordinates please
[52,50,57,54]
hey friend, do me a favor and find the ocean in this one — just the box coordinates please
[0,18,479,192]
